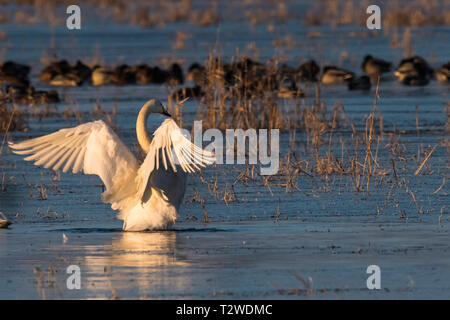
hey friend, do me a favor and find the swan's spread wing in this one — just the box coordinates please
[9,120,139,207]
[138,118,215,198]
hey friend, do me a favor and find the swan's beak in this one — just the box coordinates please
[162,109,171,117]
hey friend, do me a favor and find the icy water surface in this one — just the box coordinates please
[0,2,449,299]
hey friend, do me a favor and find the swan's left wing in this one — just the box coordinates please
[137,118,215,198]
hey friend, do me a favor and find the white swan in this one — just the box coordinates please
[8,99,215,231]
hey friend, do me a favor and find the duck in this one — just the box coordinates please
[41,60,89,86]
[0,212,12,229]
[394,56,433,86]
[29,87,60,104]
[235,58,276,93]
[436,62,450,84]
[401,76,430,86]
[134,64,153,84]
[151,66,170,84]
[277,81,305,98]
[2,84,60,104]
[166,63,184,85]
[0,73,30,87]
[133,65,170,84]
[346,75,371,91]
[1,83,29,103]
[91,66,114,86]
[0,219,12,229]
[111,64,136,86]
[0,61,30,86]
[49,74,80,87]
[321,66,355,85]
[297,60,320,82]
[40,60,72,83]
[278,64,297,83]
[361,55,392,76]
[1,61,30,76]
[186,63,206,87]
[71,60,92,83]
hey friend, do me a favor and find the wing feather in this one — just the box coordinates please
[53,147,76,171]
[9,120,139,209]
[137,118,215,200]
[63,146,81,173]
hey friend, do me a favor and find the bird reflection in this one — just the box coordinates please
[109,231,182,267]
[79,231,191,297]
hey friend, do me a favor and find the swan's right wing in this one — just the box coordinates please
[137,118,215,200]
[9,120,139,208]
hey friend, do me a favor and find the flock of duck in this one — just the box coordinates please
[0,61,59,104]
[40,60,185,87]
[0,55,449,104]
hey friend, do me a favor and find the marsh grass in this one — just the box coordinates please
[171,52,449,223]
[306,0,450,27]
[2,0,449,29]
[0,103,26,133]
[192,55,389,194]
[0,33,447,226]
[1,47,446,225]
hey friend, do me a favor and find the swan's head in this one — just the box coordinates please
[146,99,171,117]
[137,99,171,153]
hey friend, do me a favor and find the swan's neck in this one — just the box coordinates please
[136,101,153,153]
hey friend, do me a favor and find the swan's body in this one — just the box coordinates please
[9,99,215,231]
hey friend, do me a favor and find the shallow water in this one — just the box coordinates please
[0,2,449,299]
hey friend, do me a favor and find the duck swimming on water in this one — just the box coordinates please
[394,56,434,86]
[436,62,450,84]
[321,66,355,85]
[362,55,392,76]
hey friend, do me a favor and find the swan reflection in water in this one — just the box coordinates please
[78,231,191,298]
